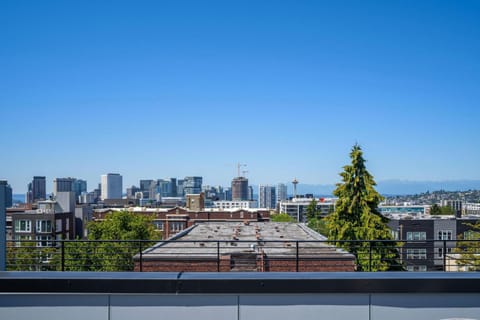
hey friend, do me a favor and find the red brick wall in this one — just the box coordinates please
[135,259,220,272]
[135,257,355,272]
[265,258,355,272]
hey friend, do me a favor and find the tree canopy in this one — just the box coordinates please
[87,210,158,240]
[325,144,401,271]
[271,213,296,222]
[305,199,319,221]
[454,222,480,271]
[430,204,455,215]
[61,211,160,271]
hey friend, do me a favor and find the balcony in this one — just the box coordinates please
[1,272,480,320]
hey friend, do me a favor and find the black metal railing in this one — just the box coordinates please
[5,239,480,272]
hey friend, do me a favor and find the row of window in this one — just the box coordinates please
[14,219,68,233]
[14,235,53,247]
[405,230,454,241]
[406,265,427,272]
[405,247,454,260]
[152,221,187,232]
[406,248,427,259]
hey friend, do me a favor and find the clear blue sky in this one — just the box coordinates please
[1,0,480,193]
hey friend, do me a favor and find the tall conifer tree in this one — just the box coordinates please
[326,144,401,271]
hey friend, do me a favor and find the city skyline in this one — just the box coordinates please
[2,1,480,194]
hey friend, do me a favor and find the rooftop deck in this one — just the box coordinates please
[1,272,480,320]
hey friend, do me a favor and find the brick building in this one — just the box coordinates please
[92,207,271,239]
[134,222,355,272]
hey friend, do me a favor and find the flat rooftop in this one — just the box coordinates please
[140,222,352,259]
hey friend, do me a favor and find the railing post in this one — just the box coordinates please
[443,240,447,272]
[217,241,220,272]
[61,241,65,272]
[369,241,373,272]
[139,242,143,272]
[296,241,299,272]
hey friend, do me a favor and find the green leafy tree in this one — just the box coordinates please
[307,218,329,236]
[271,213,296,222]
[454,222,480,271]
[430,204,442,215]
[58,211,160,271]
[325,144,402,271]
[306,199,319,221]
[430,204,455,215]
[7,241,56,271]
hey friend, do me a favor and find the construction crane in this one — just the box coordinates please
[237,163,247,177]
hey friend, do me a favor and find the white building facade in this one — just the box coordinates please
[101,173,123,200]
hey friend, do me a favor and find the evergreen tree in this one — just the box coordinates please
[306,199,319,221]
[325,144,401,271]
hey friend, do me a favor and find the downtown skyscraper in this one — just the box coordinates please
[26,176,46,204]
[101,173,123,200]
[259,185,276,209]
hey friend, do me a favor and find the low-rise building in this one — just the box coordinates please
[213,200,258,210]
[134,222,355,272]
[387,214,480,271]
[379,205,429,216]
[11,197,75,246]
[279,197,336,222]
[92,206,271,239]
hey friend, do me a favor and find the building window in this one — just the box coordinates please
[437,230,453,240]
[14,235,32,246]
[56,219,63,232]
[153,221,164,231]
[36,220,52,233]
[406,248,427,259]
[14,220,32,233]
[437,247,453,258]
[406,232,426,241]
[391,230,399,240]
[406,265,427,272]
[36,235,53,247]
[169,221,184,232]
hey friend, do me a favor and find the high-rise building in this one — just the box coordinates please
[53,178,75,195]
[140,179,154,199]
[27,176,46,203]
[169,178,177,197]
[259,185,276,209]
[248,186,254,201]
[126,186,140,199]
[72,179,87,199]
[177,179,185,197]
[157,179,175,198]
[277,183,288,202]
[183,176,202,195]
[231,177,248,201]
[225,187,232,201]
[101,173,123,200]
[0,180,12,208]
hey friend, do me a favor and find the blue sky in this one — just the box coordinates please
[1,0,480,193]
